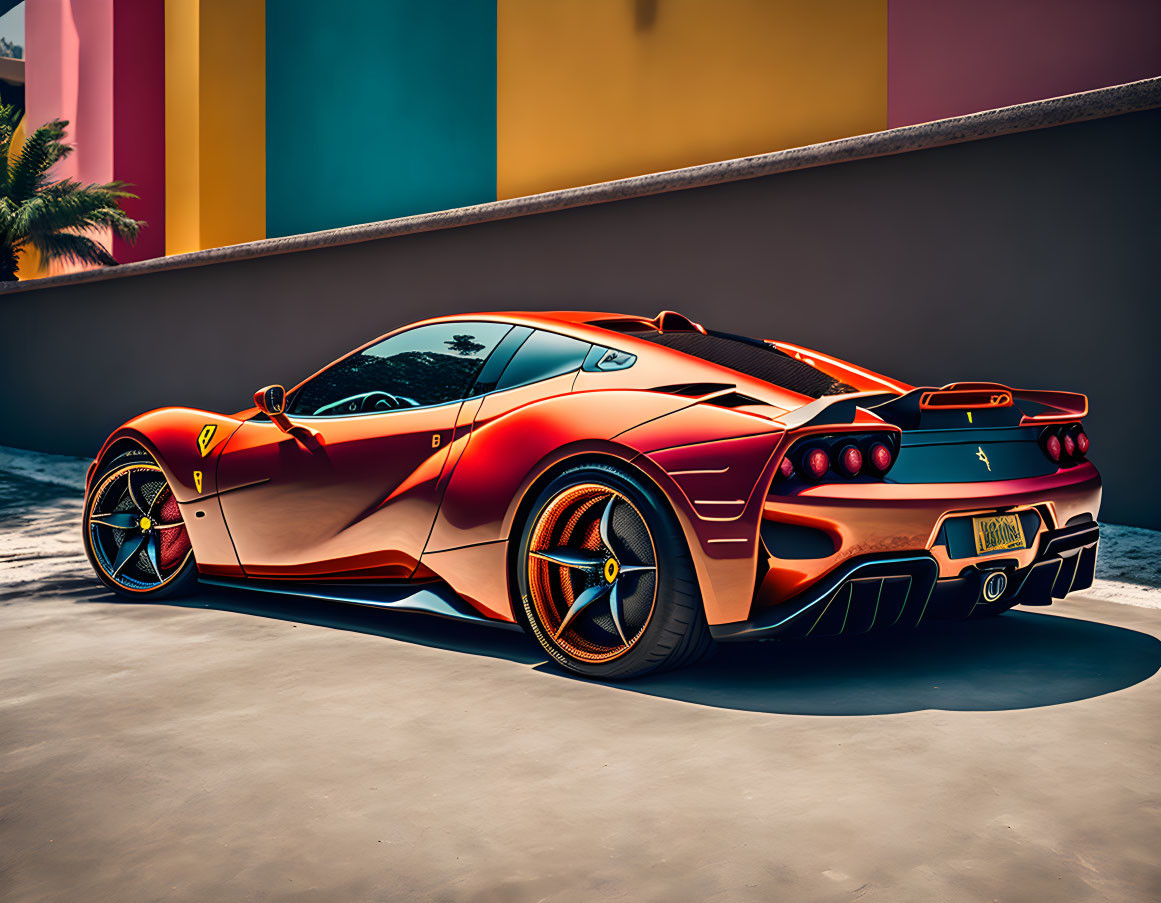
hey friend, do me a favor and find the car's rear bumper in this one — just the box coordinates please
[709,461,1101,637]
[710,520,1099,641]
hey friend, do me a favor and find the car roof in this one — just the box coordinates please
[313,310,901,409]
[414,310,681,347]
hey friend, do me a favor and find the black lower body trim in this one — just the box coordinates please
[197,575,523,630]
[711,524,1100,641]
[966,528,1099,615]
[710,555,939,641]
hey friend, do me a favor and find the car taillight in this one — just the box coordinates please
[1062,432,1076,457]
[1076,430,1089,455]
[1045,433,1061,462]
[771,432,897,492]
[839,445,862,477]
[868,442,892,473]
[803,448,829,481]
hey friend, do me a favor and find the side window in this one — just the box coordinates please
[494,330,591,392]
[288,322,511,416]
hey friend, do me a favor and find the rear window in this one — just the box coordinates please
[494,330,591,391]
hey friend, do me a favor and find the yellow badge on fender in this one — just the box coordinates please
[193,470,203,494]
[197,424,217,457]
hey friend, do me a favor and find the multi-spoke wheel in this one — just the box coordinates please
[516,463,712,680]
[83,453,197,598]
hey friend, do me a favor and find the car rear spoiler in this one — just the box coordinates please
[867,382,1088,430]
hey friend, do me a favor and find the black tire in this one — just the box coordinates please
[82,449,199,599]
[515,462,713,680]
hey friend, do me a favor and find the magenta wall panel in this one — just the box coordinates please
[888,0,1161,127]
[112,0,165,263]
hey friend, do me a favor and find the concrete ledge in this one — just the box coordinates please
[2,76,1159,296]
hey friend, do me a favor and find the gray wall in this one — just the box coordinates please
[2,110,1158,526]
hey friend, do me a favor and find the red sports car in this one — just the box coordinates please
[83,310,1101,679]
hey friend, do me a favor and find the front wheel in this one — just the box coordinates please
[83,452,198,598]
[515,463,712,680]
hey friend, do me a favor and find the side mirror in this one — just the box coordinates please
[254,384,286,415]
[252,384,324,448]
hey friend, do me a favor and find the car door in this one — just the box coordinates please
[424,328,594,551]
[216,321,511,579]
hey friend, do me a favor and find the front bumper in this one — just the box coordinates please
[710,520,1099,641]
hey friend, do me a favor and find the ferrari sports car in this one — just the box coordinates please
[83,309,1100,679]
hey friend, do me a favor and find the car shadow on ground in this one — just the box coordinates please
[605,612,1161,715]
[57,576,1161,717]
[162,582,545,667]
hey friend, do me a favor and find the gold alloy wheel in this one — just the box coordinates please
[86,463,193,592]
[526,483,658,663]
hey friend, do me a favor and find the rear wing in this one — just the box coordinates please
[1011,387,1088,424]
[868,382,1088,430]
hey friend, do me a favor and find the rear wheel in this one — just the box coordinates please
[515,463,712,680]
[83,452,198,598]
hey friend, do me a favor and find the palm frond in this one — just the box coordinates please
[0,112,146,274]
[16,179,143,243]
[8,119,72,204]
[27,230,119,269]
[0,102,26,198]
[0,103,22,135]
[0,197,16,240]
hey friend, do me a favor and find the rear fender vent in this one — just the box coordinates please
[650,382,736,397]
[703,392,765,409]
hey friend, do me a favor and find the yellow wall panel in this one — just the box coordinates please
[12,118,44,280]
[165,0,201,255]
[198,0,265,251]
[498,0,887,199]
[165,0,264,255]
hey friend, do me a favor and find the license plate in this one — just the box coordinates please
[972,514,1026,555]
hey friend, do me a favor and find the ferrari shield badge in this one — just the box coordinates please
[197,424,217,457]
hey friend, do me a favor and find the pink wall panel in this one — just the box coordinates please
[23,0,163,268]
[888,0,1161,127]
[26,0,111,191]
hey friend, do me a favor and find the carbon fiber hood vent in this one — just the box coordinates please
[637,331,855,399]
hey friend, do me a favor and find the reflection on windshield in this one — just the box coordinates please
[288,322,510,416]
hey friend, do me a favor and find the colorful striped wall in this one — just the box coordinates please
[888,0,1161,128]
[164,0,265,255]
[23,0,165,271]
[498,0,887,199]
[266,0,496,237]
[17,0,1161,274]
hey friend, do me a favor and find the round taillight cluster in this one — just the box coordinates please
[868,442,893,474]
[839,445,862,477]
[1044,433,1061,462]
[1040,423,1089,466]
[804,448,830,480]
[775,433,897,484]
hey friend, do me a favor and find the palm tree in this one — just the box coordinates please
[0,103,143,281]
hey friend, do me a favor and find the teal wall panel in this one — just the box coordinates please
[266,0,496,237]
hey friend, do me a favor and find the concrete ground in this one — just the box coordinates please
[2,453,1160,902]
